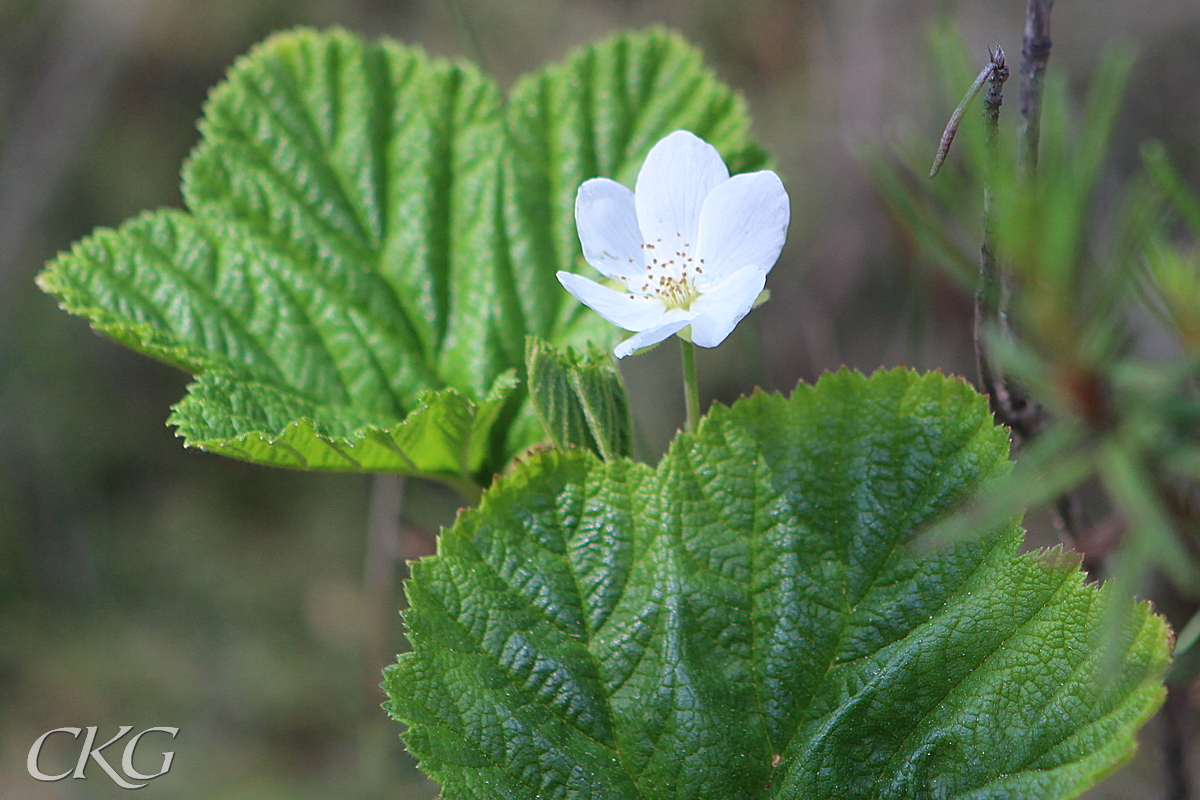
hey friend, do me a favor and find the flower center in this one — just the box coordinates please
[631,233,706,310]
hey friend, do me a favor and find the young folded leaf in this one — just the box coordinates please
[386,369,1169,800]
[525,337,632,461]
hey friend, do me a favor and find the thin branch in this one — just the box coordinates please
[1006,2,1082,552]
[976,0,1057,445]
[1018,0,1054,173]
[974,47,1023,434]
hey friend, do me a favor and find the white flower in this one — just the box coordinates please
[558,129,789,358]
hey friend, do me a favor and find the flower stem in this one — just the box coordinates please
[681,339,700,433]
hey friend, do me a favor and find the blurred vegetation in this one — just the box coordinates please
[2,0,1200,798]
[873,16,1200,799]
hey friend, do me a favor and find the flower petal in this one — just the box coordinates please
[694,170,789,285]
[557,271,668,332]
[688,265,768,348]
[635,130,729,252]
[614,317,695,359]
[575,178,645,281]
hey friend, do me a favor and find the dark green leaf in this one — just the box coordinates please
[386,369,1170,799]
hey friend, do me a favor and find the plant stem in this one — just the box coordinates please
[681,339,700,433]
[362,474,405,708]
[1003,2,1058,451]
[973,1,1054,445]
[975,47,1018,430]
[360,474,406,790]
[1018,0,1054,174]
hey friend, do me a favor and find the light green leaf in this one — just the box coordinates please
[385,369,1169,800]
[525,336,631,461]
[38,27,766,490]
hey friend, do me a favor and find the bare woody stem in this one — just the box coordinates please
[978,0,1055,444]
[929,48,1033,437]
[1008,1,1108,570]
[974,48,1022,431]
[975,48,1018,432]
[1018,0,1054,173]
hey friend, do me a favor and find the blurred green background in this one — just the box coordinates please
[1,0,1198,797]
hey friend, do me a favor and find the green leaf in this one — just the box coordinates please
[525,336,632,461]
[385,369,1169,800]
[38,27,766,491]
